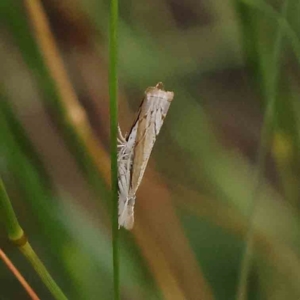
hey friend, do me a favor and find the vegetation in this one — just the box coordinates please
[1,0,300,299]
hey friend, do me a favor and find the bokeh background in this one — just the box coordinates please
[1,0,300,299]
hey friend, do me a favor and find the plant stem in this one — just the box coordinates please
[20,243,67,300]
[236,1,289,299]
[0,179,67,300]
[23,0,110,197]
[0,179,24,241]
[109,0,119,298]
[0,248,40,300]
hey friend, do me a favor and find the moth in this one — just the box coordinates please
[118,82,174,230]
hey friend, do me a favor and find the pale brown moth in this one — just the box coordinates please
[118,83,174,230]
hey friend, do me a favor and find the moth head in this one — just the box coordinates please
[156,82,174,102]
[156,82,164,90]
[145,83,174,103]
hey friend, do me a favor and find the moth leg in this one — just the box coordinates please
[118,125,127,143]
[118,150,130,162]
[117,125,130,161]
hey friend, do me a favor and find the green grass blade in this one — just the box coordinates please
[3,1,108,200]
[240,0,300,64]
[236,1,290,299]
[109,0,119,298]
[0,179,67,300]
[0,179,24,241]
[20,243,67,300]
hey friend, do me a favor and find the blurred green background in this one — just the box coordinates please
[1,0,300,299]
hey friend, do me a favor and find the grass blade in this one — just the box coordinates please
[236,1,290,299]
[0,179,67,300]
[0,248,40,300]
[109,0,119,298]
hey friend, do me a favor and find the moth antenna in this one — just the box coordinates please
[155,82,164,90]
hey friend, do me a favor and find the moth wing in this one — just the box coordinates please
[130,89,173,196]
[155,92,174,135]
[118,83,174,229]
[118,196,135,230]
[130,107,157,196]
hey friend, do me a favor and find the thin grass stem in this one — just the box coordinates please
[0,179,67,300]
[0,248,40,300]
[0,179,24,241]
[236,1,289,299]
[240,0,300,64]
[109,0,119,298]
[23,0,110,195]
[19,243,67,300]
